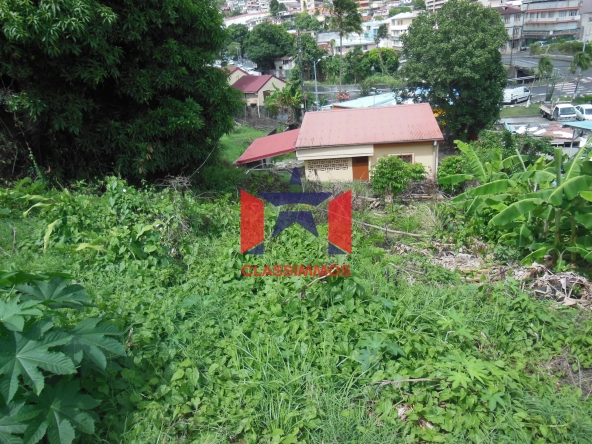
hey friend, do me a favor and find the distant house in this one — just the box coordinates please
[273,56,296,79]
[295,104,443,182]
[223,66,249,85]
[232,74,287,107]
[235,129,300,166]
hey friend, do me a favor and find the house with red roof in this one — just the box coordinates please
[295,103,443,181]
[232,75,286,107]
[222,66,249,85]
[235,129,299,166]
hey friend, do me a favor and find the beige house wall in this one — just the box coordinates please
[371,142,437,178]
[244,92,258,106]
[228,70,247,85]
[257,77,286,105]
[304,158,353,182]
[296,145,373,161]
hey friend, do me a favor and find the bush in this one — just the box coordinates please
[371,156,421,195]
[437,155,466,194]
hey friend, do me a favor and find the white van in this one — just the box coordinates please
[503,86,531,104]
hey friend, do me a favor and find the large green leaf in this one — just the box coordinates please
[575,209,592,230]
[521,245,554,265]
[502,154,522,170]
[0,324,75,403]
[548,176,592,206]
[456,141,487,183]
[25,380,98,444]
[466,196,486,216]
[511,170,555,184]
[580,191,592,202]
[516,224,532,248]
[490,199,542,226]
[469,180,516,196]
[16,278,90,310]
[0,299,42,332]
[61,319,125,369]
[0,402,28,444]
[566,247,592,262]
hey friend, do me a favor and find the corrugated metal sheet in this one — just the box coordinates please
[232,75,284,93]
[235,129,299,165]
[296,104,443,149]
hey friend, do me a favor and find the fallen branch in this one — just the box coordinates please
[374,378,439,387]
[355,221,427,238]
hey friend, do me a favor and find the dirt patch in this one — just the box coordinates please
[542,354,592,399]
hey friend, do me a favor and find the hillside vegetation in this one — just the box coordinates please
[1,174,592,443]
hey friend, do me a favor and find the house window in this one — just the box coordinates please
[389,153,414,163]
[504,15,510,23]
[548,12,554,18]
[569,10,577,16]
[540,12,547,19]
[363,45,368,50]
[559,11,567,17]
[529,12,535,19]
[308,158,349,172]
[515,14,521,21]
[397,20,403,25]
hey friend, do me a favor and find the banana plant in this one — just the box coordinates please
[439,141,592,265]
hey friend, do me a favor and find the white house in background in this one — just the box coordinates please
[390,11,421,50]
[522,0,581,42]
[362,18,392,48]
[495,5,524,52]
[582,0,592,43]
[273,56,296,79]
[317,31,377,55]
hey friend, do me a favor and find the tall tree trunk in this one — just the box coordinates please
[377,43,386,75]
[339,34,343,87]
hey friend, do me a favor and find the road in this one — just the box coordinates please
[501,54,592,77]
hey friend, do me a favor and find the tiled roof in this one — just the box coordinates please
[296,103,443,149]
[495,6,522,14]
[232,75,284,93]
[235,129,299,164]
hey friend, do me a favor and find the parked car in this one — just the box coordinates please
[503,86,531,104]
[540,101,577,121]
[575,104,592,121]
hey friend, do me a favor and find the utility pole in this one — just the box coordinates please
[314,58,320,110]
[297,27,306,113]
[509,27,517,69]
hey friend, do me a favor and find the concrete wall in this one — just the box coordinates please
[257,77,287,104]
[304,157,353,182]
[371,142,437,178]
[229,70,247,85]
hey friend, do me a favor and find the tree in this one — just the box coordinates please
[298,34,328,79]
[227,24,250,47]
[401,0,508,143]
[296,12,321,31]
[270,0,280,16]
[570,51,592,98]
[538,56,556,101]
[389,6,411,17]
[344,46,371,83]
[412,0,426,10]
[365,48,399,75]
[244,23,293,70]
[265,80,303,122]
[374,24,389,74]
[327,0,363,86]
[0,0,243,181]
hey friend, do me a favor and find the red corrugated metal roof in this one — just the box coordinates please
[232,75,285,93]
[296,103,443,149]
[235,129,300,164]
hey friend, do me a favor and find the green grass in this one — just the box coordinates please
[1,178,592,443]
[500,103,541,118]
[219,125,268,163]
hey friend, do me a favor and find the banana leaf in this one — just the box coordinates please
[580,191,592,202]
[511,170,555,184]
[517,224,533,248]
[521,245,554,265]
[456,140,487,183]
[566,247,592,262]
[468,180,517,196]
[489,198,542,226]
[438,174,474,185]
[574,209,592,230]
[548,176,592,206]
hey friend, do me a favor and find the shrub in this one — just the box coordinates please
[408,162,427,181]
[437,155,466,194]
[371,156,417,195]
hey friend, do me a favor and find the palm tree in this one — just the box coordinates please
[538,56,555,101]
[328,0,362,87]
[570,52,592,99]
[374,24,389,75]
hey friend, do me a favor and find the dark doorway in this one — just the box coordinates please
[352,156,369,181]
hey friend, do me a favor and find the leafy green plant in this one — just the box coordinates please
[437,155,466,194]
[371,156,422,196]
[0,271,125,444]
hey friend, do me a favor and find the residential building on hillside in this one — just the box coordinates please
[223,66,249,85]
[273,57,296,79]
[580,0,592,42]
[317,31,377,54]
[223,11,269,30]
[495,5,524,52]
[522,0,581,42]
[232,75,286,107]
[363,18,392,48]
[295,104,443,182]
[390,11,421,50]
[425,0,448,11]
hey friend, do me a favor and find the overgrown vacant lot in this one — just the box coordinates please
[1,177,592,444]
